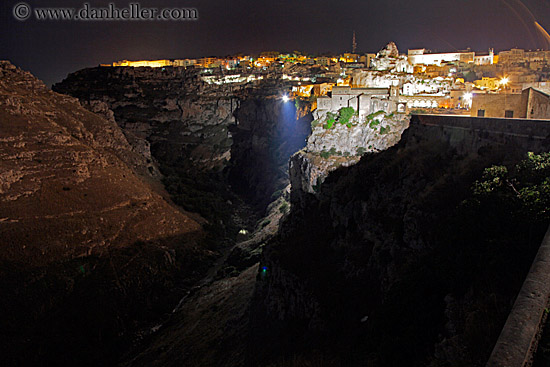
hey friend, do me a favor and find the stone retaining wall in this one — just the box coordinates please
[486,226,550,367]
[411,114,550,154]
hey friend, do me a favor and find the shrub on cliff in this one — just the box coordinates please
[337,107,356,125]
[369,119,381,129]
[365,110,386,124]
[320,150,330,158]
[470,151,550,221]
[323,112,336,129]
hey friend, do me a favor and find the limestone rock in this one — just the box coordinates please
[0,61,213,366]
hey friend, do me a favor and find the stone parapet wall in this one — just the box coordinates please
[412,114,550,153]
[486,226,550,367]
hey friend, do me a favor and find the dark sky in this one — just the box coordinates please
[1,0,550,86]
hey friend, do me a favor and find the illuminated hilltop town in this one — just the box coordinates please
[103,42,550,120]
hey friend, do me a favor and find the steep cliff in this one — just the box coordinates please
[290,110,409,204]
[250,117,550,366]
[53,67,312,213]
[0,61,215,366]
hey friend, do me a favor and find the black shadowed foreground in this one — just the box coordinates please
[249,125,550,366]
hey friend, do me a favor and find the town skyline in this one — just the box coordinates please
[2,0,550,85]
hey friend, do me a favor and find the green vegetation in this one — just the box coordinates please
[322,108,356,129]
[279,201,289,214]
[267,149,550,366]
[357,147,366,155]
[319,107,398,131]
[470,152,550,221]
[323,112,336,129]
[270,189,283,200]
[319,148,344,158]
[365,110,385,123]
[369,119,381,129]
[379,126,390,134]
[337,107,355,125]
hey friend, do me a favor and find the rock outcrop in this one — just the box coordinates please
[0,61,214,366]
[306,118,407,156]
[378,41,400,58]
[53,66,236,172]
[289,112,409,202]
[53,67,312,212]
[250,116,550,366]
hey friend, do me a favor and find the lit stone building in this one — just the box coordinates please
[471,88,550,119]
[340,53,359,62]
[315,86,396,121]
[498,49,526,65]
[473,50,495,65]
[292,85,315,97]
[315,56,331,66]
[173,59,196,67]
[397,95,443,111]
[522,82,550,95]
[313,83,334,96]
[359,54,376,68]
[407,49,475,66]
[474,77,500,91]
[524,88,550,119]
[112,59,172,67]
[196,57,219,68]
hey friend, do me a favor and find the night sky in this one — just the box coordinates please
[1,0,550,86]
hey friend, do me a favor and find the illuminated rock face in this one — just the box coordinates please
[54,66,312,210]
[54,66,237,172]
[292,92,410,198]
[306,118,408,156]
[350,70,400,88]
[371,42,414,73]
[289,115,409,200]
[378,41,400,58]
[0,61,213,366]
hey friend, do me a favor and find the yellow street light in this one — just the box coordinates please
[499,77,509,86]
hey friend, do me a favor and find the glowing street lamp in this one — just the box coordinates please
[463,92,473,108]
[282,95,290,103]
[499,77,509,87]
[499,77,510,116]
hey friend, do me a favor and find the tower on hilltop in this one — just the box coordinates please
[352,31,357,53]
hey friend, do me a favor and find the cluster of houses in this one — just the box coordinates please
[105,42,550,119]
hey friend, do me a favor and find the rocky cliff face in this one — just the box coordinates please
[54,66,236,172]
[250,118,550,366]
[53,67,312,212]
[289,113,409,203]
[0,61,216,366]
